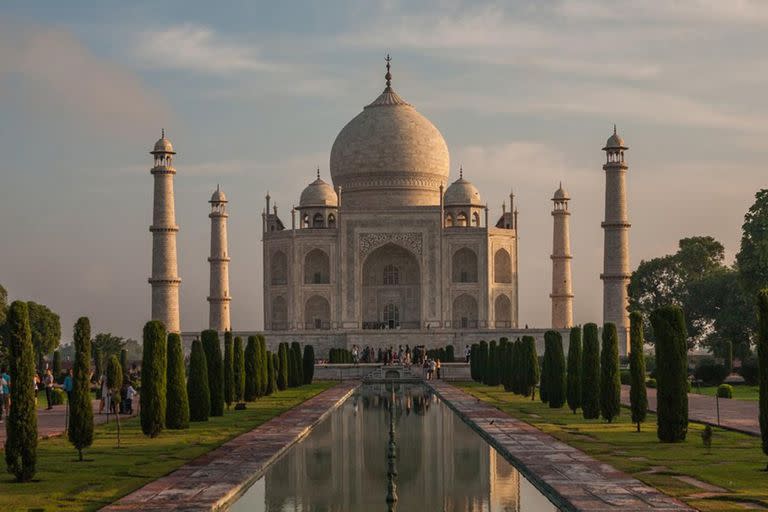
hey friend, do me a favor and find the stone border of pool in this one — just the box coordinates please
[101,382,358,512]
[428,381,697,512]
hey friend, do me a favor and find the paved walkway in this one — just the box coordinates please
[102,382,357,511]
[0,400,126,443]
[430,381,694,512]
[620,385,759,436]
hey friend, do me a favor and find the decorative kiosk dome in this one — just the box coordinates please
[603,125,626,149]
[152,129,175,154]
[444,169,483,206]
[329,56,450,210]
[300,171,338,207]
[210,185,228,203]
[553,183,570,200]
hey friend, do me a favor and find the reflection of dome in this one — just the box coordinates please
[152,133,174,154]
[604,125,626,149]
[444,172,482,206]
[553,183,569,200]
[300,175,338,208]
[210,185,227,203]
[329,63,449,209]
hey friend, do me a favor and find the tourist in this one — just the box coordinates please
[33,372,41,405]
[352,345,359,365]
[62,368,73,404]
[44,368,55,410]
[465,344,471,363]
[0,367,9,422]
[125,382,137,415]
[436,359,441,380]
[424,358,432,380]
[99,374,109,414]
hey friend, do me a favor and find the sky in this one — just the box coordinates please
[1,0,767,342]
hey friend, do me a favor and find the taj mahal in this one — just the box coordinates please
[152,58,632,354]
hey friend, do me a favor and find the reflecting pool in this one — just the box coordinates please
[230,384,559,512]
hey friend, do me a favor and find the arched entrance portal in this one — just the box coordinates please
[362,243,421,329]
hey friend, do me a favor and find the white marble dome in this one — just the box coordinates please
[300,176,338,207]
[152,136,174,154]
[604,126,626,149]
[444,175,482,206]
[330,84,450,210]
[210,186,227,203]
[553,183,569,200]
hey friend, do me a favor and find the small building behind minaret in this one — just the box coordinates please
[550,183,573,329]
[208,185,231,332]
[601,126,631,353]
[148,130,181,333]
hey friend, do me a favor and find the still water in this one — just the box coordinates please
[230,384,559,512]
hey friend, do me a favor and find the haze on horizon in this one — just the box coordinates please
[1,0,766,342]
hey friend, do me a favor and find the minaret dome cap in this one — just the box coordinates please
[553,182,570,200]
[603,125,627,150]
[151,129,176,154]
[210,185,227,203]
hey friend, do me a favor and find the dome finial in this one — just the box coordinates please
[613,124,617,135]
[459,165,463,179]
[162,128,165,139]
[317,166,320,179]
[385,53,392,90]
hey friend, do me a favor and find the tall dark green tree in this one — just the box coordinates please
[140,321,167,437]
[201,329,224,416]
[651,306,689,442]
[277,343,289,390]
[233,336,245,403]
[166,333,190,430]
[93,346,103,381]
[566,326,582,414]
[600,323,621,422]
[53,349,62,377]
[291,342,304,386]
[629,312,648,432]
[521,336,539,399]
[757,290,768,468]
[120,348,128,378]
[4,301,37,481]
[106,355,123,446]
[187,339,210,422]
[244,336,258,401]
[223,331,235,408]
[27,301,61,372]
[540,347,549,404]
[478,341,488,384]
[68,317,93,461]
[92,333,127,367]
[738,190,768,299]
[258,336,269,396]
[581,323,600,419]
[486,340,499,386]
[267,351,277,395]
[303,345,315,385]
[544,331,566,408]
[723,339,733,375]
[470,344,479,382]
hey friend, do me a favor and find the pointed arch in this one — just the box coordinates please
[304,248,330,284]
[494,248,512,284]
[270,250,288,285]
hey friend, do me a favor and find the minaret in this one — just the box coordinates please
[601,126,631,353]
[551,183,573,329]
[208,185,231,332]
[148,130,181,333]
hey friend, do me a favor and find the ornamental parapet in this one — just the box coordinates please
[148,277,182,284]
[150,225,180,232]
[600,272,631,280]
[600,221,631,228]
[150,166,177,175]
[207,256,231,262]
[207,296,232,303]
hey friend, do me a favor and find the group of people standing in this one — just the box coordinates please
[347,344,443,380]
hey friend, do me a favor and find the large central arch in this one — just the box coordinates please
[361,243,421,329]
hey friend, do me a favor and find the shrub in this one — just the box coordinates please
[581,323,600,419]
[233,336,245,402]
[140,320,167,437]
[651,305,689,443]
[717,383,733,399]
[267,351,277,395]
[544,331,566,408]
[201,329,224,417]
[758,289,768,464]
[600,323,621,423]
[223,331,235,408]
[446,345,455,362]
[303,345,315,385]
[244,336,257,401]
[629,311,648,432]
[106,355,124,446]
[49,388,65,406]
[539,350,548,404]
[258,336,269,396]
[4,301,37,481]
[694,357,729,386]
[566,327,582,414]
[277,343,289,391]
[68,317,93,461]
[187,339,210,422]
[166,333,190,430]
[93,346,103,382]
[646,378,657,388]
[521,336,539,399]
[740,356,759,385]
[620,370,631,385]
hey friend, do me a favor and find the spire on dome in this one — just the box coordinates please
[162,128,165,138]
[613,124,617,135]
[459,165,463,179]
[385,54,392,90]
[316,166,320,179]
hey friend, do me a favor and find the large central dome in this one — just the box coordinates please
[330,64,450,210]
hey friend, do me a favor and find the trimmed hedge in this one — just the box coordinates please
[740,356,759,385]
[521,336,539,399]
[303,345,315,385]
[267,351,277,395]
[581,323,600,419]
[646,378,657,388]
[629,311,648,432]
[244,336,257,401]
[223,332,235,408]
[187,339,210,422]
[277,343,289,391]
[486,340,499,386]
[257,336,268,397]
[600,323,621,423]
[543,331,566,408]
[69,317,93,461]
[201,330,224,417]
[478,341,488,385]
[717,383,733,399]
[651,305,689,443]
[140,321,167,437]
[566,327,582,414]
[470,344,479,382]
[329,348,353,363]
[53,350,62,377]
[166,333,190,430]
[694,357,728,386]
[233,336,245,403]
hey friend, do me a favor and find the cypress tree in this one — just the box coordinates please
[544,331,566,408]
[277,343,289,390]
[566,326,582,414]
[120,348,128,378]
[540,347,549,404]
[470,344,479,381]
[201,329,224,416]
[723,340,734,375]
[581,323,601,419]
[68,317,93,461]
[187,339,210,422]
[478,340,488,384]
[233,336,245,402]
[166,333,190,430]
[53,349,62,378]
[258,336,268,396]
[93,346,103,382]
[522,336,539,399]
[758,290,768,468]
[629,312,648,432]
[244,336,257,401]
[600,323,621,422]
[651,306,689,442]
[502,342,513,391]
[292,342,304,386]
[223,331,235,408]
[267,351,277,395]
[303,345,315,384]
[4,302,37,481]
[486,340,498,386]
[140,320,167,437]
[106,355,123,446]
[511,340,522,394]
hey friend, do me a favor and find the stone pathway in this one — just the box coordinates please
[102,382,357,511]
[620,386,759,436]
[429,381,695,512]
[0,400,125,443]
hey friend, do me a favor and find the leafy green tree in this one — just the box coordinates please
[166,333,189,430]
[723,339,733,375]
[758,290,768,468]
[581,323,601,419]
[201,329,224,416]
[303,345,315,385]
[233,336,245,402]
[544,331,566,408]
[244,336,258,401]
[4,302,37,481]
[106,355,124,446]
[187,339,210,422]
[26,301,61,371]
[223,331,235,408]
[93,346,103,383]
[521,336,539,399]
[629,312,648,432]
[92,333,127,370]
[566,327,582,414]
[651,306,689,442]
[738,190,768,298]
[68,317,94,461]
[267,351,277,395]
[140,321,167,437]
[600,323,621,422]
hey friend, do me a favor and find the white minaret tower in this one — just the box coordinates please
[551,183,573,329]
[148,130,181,333]
[208,185,231,332]
[601,126,631,353]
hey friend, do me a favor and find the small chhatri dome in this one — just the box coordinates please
[210,185,227,203]
[300,170,338,208]
[444,167,483,206]
[152,128,175,154]
[553,182,570,200]
[604,124,626,149]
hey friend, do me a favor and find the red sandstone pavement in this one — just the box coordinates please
[430,381,695,512]
[620,385,758,436]
[0,400,123,443]
[101,382,357,512]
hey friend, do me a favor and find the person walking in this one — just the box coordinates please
[0,368,9,422]
[63,368,73,432]
[44,368,55,410]
[99,374,109,414]
[465,344,471,363]
[436,358,442,380]
[125,381,137,415]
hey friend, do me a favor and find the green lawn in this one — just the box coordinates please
[457,382,768,512]
[691,384,759,401]
[0,382,335,511]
